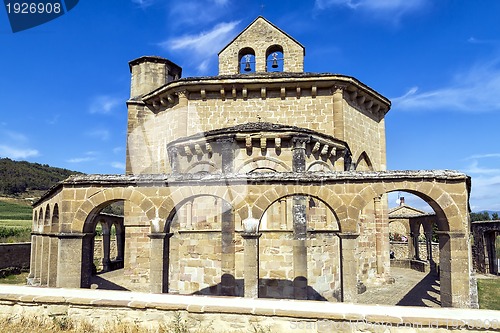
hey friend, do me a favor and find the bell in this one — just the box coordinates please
[272,58,278,68]
[244,60,251,72]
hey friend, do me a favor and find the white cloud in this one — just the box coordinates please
[113,147,124,154]
[392,58,500,112]
[131,0,154,8]
[0,145,39,159]
[67,157,96,163]
[464,158,500,211]
[111,162,126,170]
[86,129,110,141]
[89,95,122,115]
[164,21,240,56]
[315,0,428,15]
[159,21,240,74]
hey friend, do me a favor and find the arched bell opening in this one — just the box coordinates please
[265,45,284,72]
[238,47,256,73]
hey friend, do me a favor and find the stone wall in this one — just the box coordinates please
[0,242,30,271]
[0,285,498,332]
[391,241,439,262]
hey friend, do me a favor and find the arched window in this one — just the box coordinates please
[238,47,256,73]
[266,45,284,72]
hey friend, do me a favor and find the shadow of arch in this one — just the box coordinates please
[352,184,467,308]
[80,199,143,289]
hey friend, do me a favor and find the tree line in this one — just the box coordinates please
[470,211,499,222]
[0,158,82,196]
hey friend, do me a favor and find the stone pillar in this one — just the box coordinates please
[413,232,420,260]
[279,199,287,230]
[40,236,50,286]
[148,232,173,294]
[438,231,472,308]
[102,223,111,272]
[339,233,359,302]
[425,231,433,263]
[221,200,235,296]
[47,236,59,287]
[292,195,308,300]
[116,225,125,262]
[56,233,84,288]
[218,137,235,174]
[167,146,180,174]
[332,87,345,141]
[374,196,385,275]
[408,232,416,260]
[242,232,261,298]
[177,90,189,137]
[185,200,193,230]
[35,234,43,285]
[28,234,37,283]
[292,136,308,172]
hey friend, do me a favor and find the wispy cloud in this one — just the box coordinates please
[159,20,240,74]
[86,129,110,141]
[465,153,500,160]
[131,0,154,8]
[0,145,39,159]
[315,0,428,17]
[89,95,122,115]
[169,0,231,27]
[392,58,500,112]
[111,162,126,170]
[66,151,98,164]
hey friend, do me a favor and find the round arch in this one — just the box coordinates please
[236,156,290,174]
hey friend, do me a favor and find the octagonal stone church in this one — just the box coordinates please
[29,17,475,308]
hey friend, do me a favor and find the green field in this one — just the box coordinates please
[477,278,500,310]
[0,200,32,243]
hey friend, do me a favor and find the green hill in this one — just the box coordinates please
[0,158,83,197]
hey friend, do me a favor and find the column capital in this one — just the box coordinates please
[291,135,310,149]
[241,232,262,239]
[338,232,360,240]
[148,232,174,240]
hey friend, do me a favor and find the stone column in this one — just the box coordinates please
[374,196,385,275]
[185,200,193,230]
[438,231,472,308]
[339,233,359,302]
[242,232,261,298]
[27,234,37,284]
[407,232,415,260]
[177,90,189,137]
[47,235,59,287]
[279,199,287,230]
[413,232,420,260]
[425,231,433,263]
[218,137,235,174]
[56,233,84,288]
[116,224,125,262]
[40,236,50,286]
[148,232,173,294]
[35,234,43,285]
[102,223,111,272]
[292,136,309,172]
[221,200,235,296]
[293,195,308,300]
[167,146,180,174]
[332,87,345,141]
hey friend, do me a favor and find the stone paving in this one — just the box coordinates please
[356,267,441,307]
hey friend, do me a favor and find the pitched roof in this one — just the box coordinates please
[218,16,305,56]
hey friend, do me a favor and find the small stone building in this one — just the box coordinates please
[29,17,475,307]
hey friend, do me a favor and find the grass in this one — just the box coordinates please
[0,199,32,243]
[477,278,500,310]
[0,271,28,284]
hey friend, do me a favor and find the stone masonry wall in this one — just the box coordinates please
[1,285,498,332]
[0,242,30,270]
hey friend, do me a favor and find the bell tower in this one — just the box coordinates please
[218,16,305,75]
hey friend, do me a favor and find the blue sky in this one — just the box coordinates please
[1,0,500,212]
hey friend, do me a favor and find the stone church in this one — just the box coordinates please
[29,17,475,308]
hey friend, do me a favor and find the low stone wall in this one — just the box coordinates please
[391,241,439,262]
[0,242,30,272]
[0,285,498,332]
